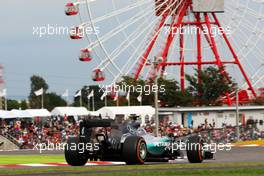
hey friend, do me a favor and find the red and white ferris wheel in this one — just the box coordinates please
[65,0,264,104]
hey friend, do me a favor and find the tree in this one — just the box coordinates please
[20,100,28,110]
[6,99,28,110]
[28,75,66,110]
[44,92,67,111]
[186,66,237,106]
[117,76,193,107]
[29,75,49,108]
[157,78,193,107]
[142,77,193,107]
[117,76,145,106]
[29,75,48,97]
[6,99,20,110]
[73,85,115,110]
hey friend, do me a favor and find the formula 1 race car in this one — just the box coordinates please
[65,118,214,166]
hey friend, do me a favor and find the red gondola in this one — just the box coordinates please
[70,26,83,39]
[92,69,105,82]
[79,48,92,62]
[65,3,79,16]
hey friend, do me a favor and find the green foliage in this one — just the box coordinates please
[73,67,237,108]
[29,75,49,97]
[117,76,145,106]
[20,100,28,110]
[186,66,237,105]
[6,99,28,110]
[28,75,49,108]
[116,76,193,107]
[6,99,20,110]
[158,77,193,107]
[5,68,239,110]
[28,75,66,110]
[44,92,67,111]
[73,85,115,110]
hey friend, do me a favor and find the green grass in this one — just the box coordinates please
[0,155,65,165]
[0,158,262,176]
[0,155,263,175]
[0,165,264,176]
[84,168,264,176]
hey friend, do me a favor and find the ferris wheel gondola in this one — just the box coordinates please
[65,3,79,16]
[92,69,105,82]
[69,26,84,40]
[79,48,92,62]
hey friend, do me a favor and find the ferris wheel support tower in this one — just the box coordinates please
[133,0,257,104]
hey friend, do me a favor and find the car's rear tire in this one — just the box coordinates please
[122,136,147,165]
[186,135,204,163]
[65,137,88,166]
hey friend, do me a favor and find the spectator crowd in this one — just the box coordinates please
[0,116,263,149]
[143,117,264,143]
[0,116,79,149]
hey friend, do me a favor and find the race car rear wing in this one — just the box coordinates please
[80,119,115,128]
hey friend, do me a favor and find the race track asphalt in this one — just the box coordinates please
[0,147,263,176]
[211,147,264,163]
[0,146,264,163]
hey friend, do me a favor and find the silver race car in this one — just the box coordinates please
[65,118,213,166]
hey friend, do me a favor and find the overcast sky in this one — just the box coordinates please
[0,0,100,100]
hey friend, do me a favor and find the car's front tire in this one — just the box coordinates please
[122,136,147,165]
[186,135,204,163]
[65,137,88,166]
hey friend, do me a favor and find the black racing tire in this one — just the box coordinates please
[186,135,204,163]
[65,137,89,166]
[122,136,147,165]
